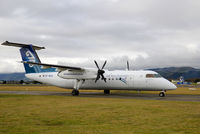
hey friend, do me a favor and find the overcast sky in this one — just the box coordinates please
[0,0,200,73]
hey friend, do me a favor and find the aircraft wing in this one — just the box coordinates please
[22,61,84,71]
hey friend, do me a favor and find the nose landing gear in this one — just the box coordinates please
[159,91,166,97]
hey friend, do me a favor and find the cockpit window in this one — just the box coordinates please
[146,74,162,78]
[146,74,154,78]
[154,74,162,78]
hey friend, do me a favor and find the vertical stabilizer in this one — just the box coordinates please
[20,45,42,73]
[1,41,56,73]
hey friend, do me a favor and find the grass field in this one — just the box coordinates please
[0,94,200,134]
[0,86,200,134]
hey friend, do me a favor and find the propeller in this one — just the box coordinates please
[94,60,107,83]
[127,61,129,71]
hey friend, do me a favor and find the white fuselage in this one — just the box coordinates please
[25,70,177,91]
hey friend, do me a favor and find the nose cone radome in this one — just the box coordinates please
[167,81,177,90]
[159,78,177,90]
[170,82,177,90]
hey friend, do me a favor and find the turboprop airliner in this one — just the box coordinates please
[1,41,176,97]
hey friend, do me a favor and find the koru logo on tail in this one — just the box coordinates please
[25,51,35,67]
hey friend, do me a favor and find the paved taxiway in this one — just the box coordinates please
[0,90,200,102]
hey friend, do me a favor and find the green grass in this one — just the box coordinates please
[0,85,68,92]
[0,94,200,134]
[0,85,101,93]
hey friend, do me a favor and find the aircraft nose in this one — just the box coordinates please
[168,82,177,90]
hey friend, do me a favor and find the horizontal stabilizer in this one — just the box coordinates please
[1,41,45,50]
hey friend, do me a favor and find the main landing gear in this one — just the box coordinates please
[104,90,110,95]
[159,91,166,97]
[72,79,84,96]
[72,89,79,96]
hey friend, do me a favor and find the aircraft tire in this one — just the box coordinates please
[72,90,79,96]
[104,90,110,95]
[159,92,165,97]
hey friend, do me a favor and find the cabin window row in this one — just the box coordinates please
[39,75,53,77]
[107,77,133,80]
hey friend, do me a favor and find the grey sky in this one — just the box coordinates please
[0,0,200,73]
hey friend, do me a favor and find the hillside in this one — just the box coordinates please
[0,73,26,81]
[150,67,200,79]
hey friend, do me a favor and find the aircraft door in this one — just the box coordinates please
[145,76,153,89]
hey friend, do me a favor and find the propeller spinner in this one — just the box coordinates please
[94,60,107,83]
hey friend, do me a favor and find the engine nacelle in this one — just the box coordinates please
[57,69,97,80]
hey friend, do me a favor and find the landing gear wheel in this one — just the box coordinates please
[72,90,79,96]
[104,90,110,95]
[159,92,165,97]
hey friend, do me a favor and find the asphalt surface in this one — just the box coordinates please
[0,90,200,102]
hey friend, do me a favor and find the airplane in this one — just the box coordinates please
[1,41,177,97]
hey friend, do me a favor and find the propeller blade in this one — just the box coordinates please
[100,74,106,82]
[101,60,107,69]
[127,61,129,71]
[95,74,100,83]
[94,60,100,70]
